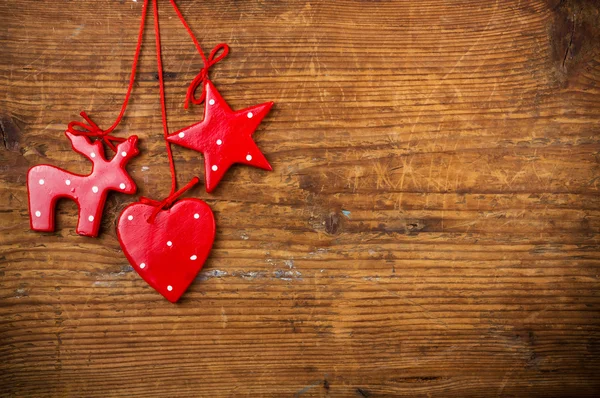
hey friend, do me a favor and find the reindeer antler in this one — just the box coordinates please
[66,112,127,152]
[65,131,106,163]
[112,135,140,165]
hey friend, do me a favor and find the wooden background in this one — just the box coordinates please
[1,0,599,396]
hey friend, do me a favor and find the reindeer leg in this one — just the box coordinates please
[76,193,107,237]
[27,166,59,232]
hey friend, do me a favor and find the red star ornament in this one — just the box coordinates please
[167,80,273,192]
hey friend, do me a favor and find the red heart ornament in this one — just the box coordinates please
[117,198,215,302]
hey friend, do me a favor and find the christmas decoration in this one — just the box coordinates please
[27,132,139,237]
[116,0,215,302]
[167,80,273,192]
[27,0,275,302]
[164,0,274,192]
[118,179,215,302]
[26,0,149,237]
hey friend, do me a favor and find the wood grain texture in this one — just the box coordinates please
[1,0,599,396]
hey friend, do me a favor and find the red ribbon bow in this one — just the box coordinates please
[67,112,126,152]
[184,43,229,109]
[140,177,200,223]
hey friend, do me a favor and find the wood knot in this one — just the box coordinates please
[0,115,22,152]
[406,220,426,236]
[549,0,600,79]
[324,212,341,235]
[154,71,177,81]
[356,387,370,397]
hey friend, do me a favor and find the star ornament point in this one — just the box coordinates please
[167,80,273,192]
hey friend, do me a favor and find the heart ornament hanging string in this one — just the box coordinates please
[117,0,218,303]
[118,0,274,302]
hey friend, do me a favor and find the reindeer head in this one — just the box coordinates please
[109,135,140,194]
[62,131,140,194]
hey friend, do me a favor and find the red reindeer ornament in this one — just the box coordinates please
[27,0,148,238]
[27,132,139,237]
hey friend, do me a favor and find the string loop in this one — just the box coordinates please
[140,177,200,222]
[67,0,149,151]
[184,43,229,109]
[67,112,126,152]
[166,0,229,109]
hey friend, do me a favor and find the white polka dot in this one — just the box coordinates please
[35,211,41,217]
[211,165,218,171]
[167,241,172,247]
[90,152,96,158]
[246,154,253,161]
[121,151,127,157]
[127,215,133,221]
[247,112,253,118]
[209,99,215,105]
[88,215,94,222]
[65,179,71,186]
[167,285,173,291]
[119,183,126,189]
[178,132,185,138]
[140,262,146,269]
[92,186,99,193]
[194,213,200,219]
[216,139,222,145]
[38,179,44,185]
[190,255,197,261]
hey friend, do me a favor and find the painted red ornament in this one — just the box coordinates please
[167,80,273,192]
[114,1,217,303]
[117,195,215,303]
[27,131,139,237]
[27,0,148,238]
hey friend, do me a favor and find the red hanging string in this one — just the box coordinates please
[67,0,149,150]
[67,112,126,152]
[145,0,199,222]
[151,0,176,196]
[140,177,200,223]
[167,0,229,108]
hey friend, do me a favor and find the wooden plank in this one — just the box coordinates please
[1,0,599,396]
